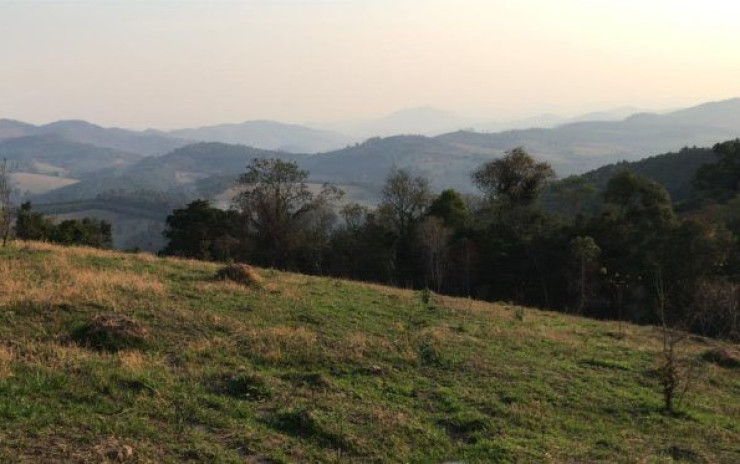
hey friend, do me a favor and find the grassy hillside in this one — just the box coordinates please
[0,242,738,463]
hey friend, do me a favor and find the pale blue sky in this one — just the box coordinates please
[1,0,739,128]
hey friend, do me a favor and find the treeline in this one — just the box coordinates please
[162,142,740,341]
[13,202,113,248]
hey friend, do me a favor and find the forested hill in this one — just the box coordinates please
[33,142,296,204]
[577,146,718,202]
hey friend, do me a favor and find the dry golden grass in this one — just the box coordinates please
[195,280,254,295]
[117,351,167,374]
[0,341,96,374]
[241,326,318,364]
[341,333,399,363]
[0,345,14,378]
[0,246,166,310]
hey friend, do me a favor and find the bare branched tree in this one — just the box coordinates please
[417,216,452,292]
[653,266,699,413]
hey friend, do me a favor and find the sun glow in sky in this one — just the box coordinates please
[1,0,739,128]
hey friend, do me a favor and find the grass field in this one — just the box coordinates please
[0,241,738,463]
[10,172,79,194]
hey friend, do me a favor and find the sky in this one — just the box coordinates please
[1,0,739,129]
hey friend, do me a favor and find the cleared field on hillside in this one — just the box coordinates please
[0,242,738,463]
[10,172,79,194]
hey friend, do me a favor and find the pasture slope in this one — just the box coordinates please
[0,242,738,463]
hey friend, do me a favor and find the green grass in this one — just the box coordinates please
[0,241,738,463]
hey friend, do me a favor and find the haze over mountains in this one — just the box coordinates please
[2,97,740,249]
[169,121,352,154]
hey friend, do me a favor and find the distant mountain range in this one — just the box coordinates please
[30,98,740,205]
[4,97,739,194]
[168,121,353,153]
[317,107,474,138]
[0,119,187,156]
[3,97,740,250]
[315,105,649,138]
[478,106,647,132]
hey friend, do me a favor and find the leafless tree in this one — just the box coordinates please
[417,216,452,292]
[653,266,699,413]
[0,159,13,247]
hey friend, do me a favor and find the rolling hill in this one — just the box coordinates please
[33,142,296,204]
[302,135,495,193]
[0,241,737,462]
[11,97,740,253]
[438,99,740,176]
[170,121,353,153]
[0,119,188,156]
[320,107,473,138]
[0,134,142,179]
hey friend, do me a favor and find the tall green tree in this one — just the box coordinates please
[378,168,432,238]
[570,236,601,313]
[377,168,431,285]
[693,139,740,202]
[15,202,54,241]
[472,147,555,206]
[428,188,469,229]
[162,199,241,260]
[234,158,343,268]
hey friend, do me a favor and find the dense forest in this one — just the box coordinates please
[156,140,740,342]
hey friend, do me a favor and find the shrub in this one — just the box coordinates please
[438,413,491,444]
[221,372,272,400]
[268,407,350,450]
[418,337,444,366]
[215,264,262,286]
[71,313,149,352]
[701,348,740,369]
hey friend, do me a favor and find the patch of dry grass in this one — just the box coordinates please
[0,247,166,310]
[241,326,319,365]
[0,345,14,378]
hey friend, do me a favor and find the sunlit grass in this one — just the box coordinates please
[0,241,738,462]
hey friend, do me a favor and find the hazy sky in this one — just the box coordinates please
[1,0,739,129]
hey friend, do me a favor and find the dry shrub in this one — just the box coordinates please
[72,313,149,352]
[216,264,262,286]
[702,347,740,369]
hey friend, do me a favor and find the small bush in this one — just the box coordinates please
[268,408,351,450]
[221,372,272,400]
[215,264,262,286]
[438,413,491,444]
[281,371,330,389]
[701,348,740,369]
[420,287,437,311]
[418,337,444,367]
[72,313,149,352]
